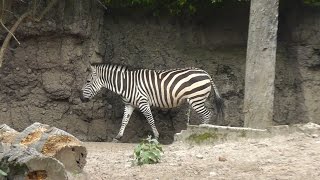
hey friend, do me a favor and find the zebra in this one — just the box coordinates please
[80,63,224,141]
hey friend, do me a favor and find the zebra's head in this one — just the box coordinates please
[80,65,103,102]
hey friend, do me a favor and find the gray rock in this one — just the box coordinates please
[196,154,203,159]
[311,134,319,138]
[209,171,217,176]
[42,71,73,100]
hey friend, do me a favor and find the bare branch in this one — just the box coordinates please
[1,0,4,19]
[0,0,12,24]
[0,20,20,44]
[34,0,58,22]
[95,0,108,10]
[0,11,30,68]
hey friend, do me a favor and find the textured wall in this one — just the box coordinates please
[0,0,318,144]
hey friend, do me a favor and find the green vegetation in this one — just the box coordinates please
[187,132,218,144]
[240,130,247,138]
[102,0,320,16]
[304,0,320,5]
[133,136,163,165]
[0,169,7,177]
[102,0,249,15]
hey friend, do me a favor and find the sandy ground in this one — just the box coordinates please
[84,133,320,180]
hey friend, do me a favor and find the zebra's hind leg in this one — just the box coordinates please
[138,101,159,139]
[113,104,135,142]
[189,99,212,124]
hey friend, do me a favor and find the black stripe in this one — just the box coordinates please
[176,83,211,104]
[174,75,210,97]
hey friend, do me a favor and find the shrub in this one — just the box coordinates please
[133,136,163,165]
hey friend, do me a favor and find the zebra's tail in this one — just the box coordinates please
[211,80,225,121]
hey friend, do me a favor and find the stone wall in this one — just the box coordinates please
[0,0,319,143]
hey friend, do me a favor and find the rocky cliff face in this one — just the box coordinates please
[0,0,318,144]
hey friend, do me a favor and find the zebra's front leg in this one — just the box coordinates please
[138,101,159,139]
[113,104,135,142]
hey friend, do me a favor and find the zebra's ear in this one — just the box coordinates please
[90,65,95,72]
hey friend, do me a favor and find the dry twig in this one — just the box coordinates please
[0,11,30,68]
[0,20,20,44]
[33,0,58,22]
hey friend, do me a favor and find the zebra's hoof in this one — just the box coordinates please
[112,138,120,143]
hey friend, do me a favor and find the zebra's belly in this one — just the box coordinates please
[126,94,186,109]
[148,99,185,108]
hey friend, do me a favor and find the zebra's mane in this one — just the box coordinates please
[155,67,199,73]
[91,63,200,72]
[91,63,130,71]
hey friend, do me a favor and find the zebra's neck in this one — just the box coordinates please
[95,64,128,96]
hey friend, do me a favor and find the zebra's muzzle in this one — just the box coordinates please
[80,94,90,103]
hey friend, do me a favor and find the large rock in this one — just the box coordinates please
[42,70,73,100]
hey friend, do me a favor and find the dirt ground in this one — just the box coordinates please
[84,132,320,180]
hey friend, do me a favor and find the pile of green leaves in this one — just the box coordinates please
[133,136,163,165]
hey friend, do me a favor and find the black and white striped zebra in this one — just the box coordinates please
[80,64,224,141]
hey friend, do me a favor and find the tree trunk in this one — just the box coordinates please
[0,122,87,179]
[244,0,279,128]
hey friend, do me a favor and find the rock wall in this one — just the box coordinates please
[284,3,320,124]
[0,0,319,143]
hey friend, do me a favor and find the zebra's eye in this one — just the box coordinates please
[87,80,91,83]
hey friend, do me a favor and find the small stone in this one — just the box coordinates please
[76,50,82,57]
[26,22,32,27]
[27,69,32,73]
[41,110,46,115]
[120,57,125,60]
[126,153,134,158]
[196,154,203,159]
[2,108,7,112]
[218,156,227,162]
[16,67,20,71]
[311,134,319,138]
[107,104,113,110]
[209,171,217,176]
[124,163,131,168]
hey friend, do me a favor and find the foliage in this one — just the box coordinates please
[0,169,7,177]
[133,136,163,165]
[187,132,218,144]
[102,0,320,16]
[304,0,320,5]
[102,0,249,16]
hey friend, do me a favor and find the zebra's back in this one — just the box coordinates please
[133,68,212,108]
